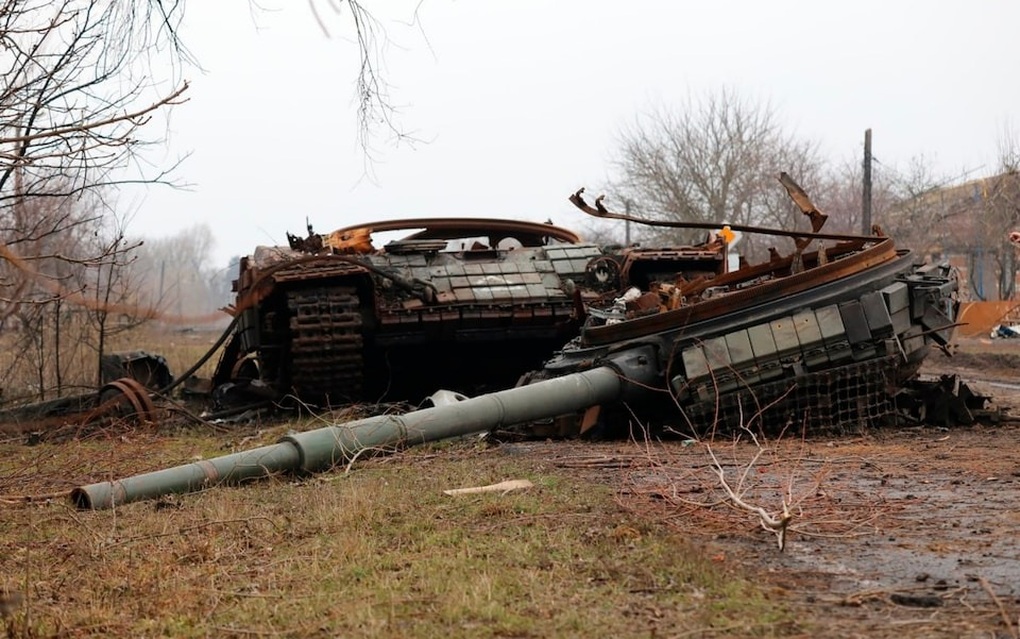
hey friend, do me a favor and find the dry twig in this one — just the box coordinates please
[705,441,792,550]
[979,575,1019,639]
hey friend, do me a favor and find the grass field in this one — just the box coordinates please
[0,426,796,638]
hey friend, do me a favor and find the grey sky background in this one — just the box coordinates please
[134,1,1020,268]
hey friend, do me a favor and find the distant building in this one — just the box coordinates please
[884,171,1020,301]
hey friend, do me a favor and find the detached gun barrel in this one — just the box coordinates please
[72,363,639,510]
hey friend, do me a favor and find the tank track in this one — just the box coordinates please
[286,287,365,405]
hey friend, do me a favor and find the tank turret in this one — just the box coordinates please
[211,217,728,407]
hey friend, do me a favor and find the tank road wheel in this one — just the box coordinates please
[95,378,158,423]
[286,287,366,406]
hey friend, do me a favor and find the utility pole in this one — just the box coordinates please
[862,128,873,235]
[624,199,632,246]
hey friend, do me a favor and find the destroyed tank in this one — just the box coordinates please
[525,181,960,436]
[75,175,963,509]
[212,217,730,407]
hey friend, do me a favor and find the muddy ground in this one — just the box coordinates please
[513,336,1020,638]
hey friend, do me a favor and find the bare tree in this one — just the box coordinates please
[131,223,224,321]
[816,158,895,237]
[0,1,188,401]
[608,88,825,260]
[986,124,1020,300]
[0,186,112,400]
[0,2,189,199]
[878,155,953,254]
[78,218,159,387]
[0,0,188,307]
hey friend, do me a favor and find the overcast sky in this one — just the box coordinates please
[132,0,1020,268]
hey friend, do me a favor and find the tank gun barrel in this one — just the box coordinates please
[72,348,657,510]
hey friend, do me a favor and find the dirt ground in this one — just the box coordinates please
[514,336,1020,638]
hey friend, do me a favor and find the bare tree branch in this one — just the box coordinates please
[306,0,421,157]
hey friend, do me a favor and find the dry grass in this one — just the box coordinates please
[0,324,225,404]
[0,428,796,638]
[107,325,229,380]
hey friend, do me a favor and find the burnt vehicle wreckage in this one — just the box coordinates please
[199,172,967,432]
[5,175,978,444]
[62,174,988,509]
[0,352,170,437]
[211,216,595,407]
